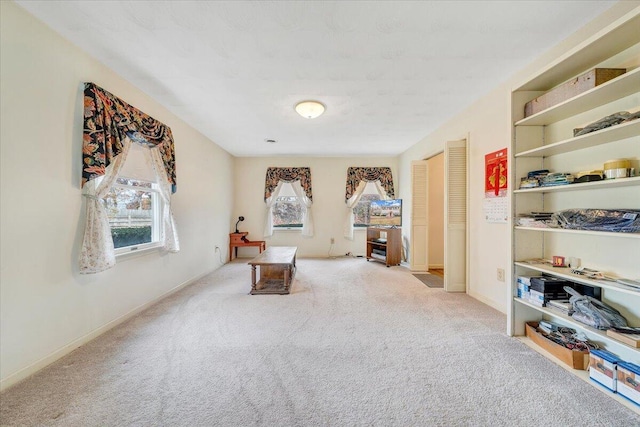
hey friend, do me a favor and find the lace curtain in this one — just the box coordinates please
[264,181,284,238]
[264,167,314,237]
[79,139,132,273]
[80,83,179,273]
[149,148,180,252]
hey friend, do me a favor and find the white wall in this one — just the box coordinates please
[0,2,234,389]
[398,1,639,313]
[234,157,398,258]
[427,153,444,269]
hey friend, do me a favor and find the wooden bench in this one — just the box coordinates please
[248,246,297,295]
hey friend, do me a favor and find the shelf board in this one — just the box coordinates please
[515,68,640,126]
[514,261,640,296]
[514,226,640,239]
[515,10,640,91]
[515,119,640,158]
[514,297,640,358]
[514,176,640,194]
[517,336,640,415]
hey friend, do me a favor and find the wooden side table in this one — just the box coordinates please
[229,232,266,261]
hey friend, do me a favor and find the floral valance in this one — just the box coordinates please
[345,167,394,202]
[82,82,177,193]
[265,167,313,201]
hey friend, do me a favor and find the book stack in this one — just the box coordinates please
[547,299,574,316]
[516,212,553,228]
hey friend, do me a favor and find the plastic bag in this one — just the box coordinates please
[564,286,628,330]
[551,209,640,233]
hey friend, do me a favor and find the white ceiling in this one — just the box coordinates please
[17,1,616,157]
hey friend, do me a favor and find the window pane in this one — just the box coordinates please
[273,196,303,227]
[354,193,382,226]
[104,184,156,248]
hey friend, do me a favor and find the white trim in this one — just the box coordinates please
[0,268,217,392]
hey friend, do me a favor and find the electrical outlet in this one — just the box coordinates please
[330,237,335,244]
[497,268,505,282]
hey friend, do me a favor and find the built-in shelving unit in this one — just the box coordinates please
[508,6,640,412]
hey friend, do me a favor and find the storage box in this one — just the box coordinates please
[528,289,569,306]
[616,362,640,406]
[589,349,622,391]
[530,276,571,293]
[525,322,589,369]
[517,275,538,299]
[524,68,626,117]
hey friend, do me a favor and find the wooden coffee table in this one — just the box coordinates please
[248,246,297,295]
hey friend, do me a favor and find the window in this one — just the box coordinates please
[273,182,303,228]
[353,181,383,227]
[102,142,162,254]
[103,177,162,252]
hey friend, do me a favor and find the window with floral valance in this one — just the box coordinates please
[344,167,395,240]
[80,82,179,274]
[264,167,314,237]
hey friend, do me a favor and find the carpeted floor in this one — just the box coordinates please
[413,273,444,288]
[1,258,638,426]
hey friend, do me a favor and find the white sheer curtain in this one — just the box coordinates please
[343,179,388,240]
[150,147,180,252]
[264,181,284,237]
[79,138,132,274]
[290,180,314,237]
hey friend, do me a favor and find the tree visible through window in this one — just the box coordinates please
[354,181,382,227]
[273,182,303,228]
[103,177,161,249]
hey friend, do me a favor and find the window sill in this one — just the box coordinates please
[115,243,163,260]
[273,227,302,232]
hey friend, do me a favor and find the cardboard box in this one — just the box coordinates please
[589,349,622,392]
[524,68,626,117]
[617,362,640,406]
[525,322,589,369]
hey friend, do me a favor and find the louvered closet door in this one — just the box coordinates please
[444,139,467,292]
[411,160,428,271]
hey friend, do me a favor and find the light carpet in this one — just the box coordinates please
[1,258,638,426]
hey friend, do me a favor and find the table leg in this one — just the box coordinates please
[284,266,290,293]
[251,265,257,293]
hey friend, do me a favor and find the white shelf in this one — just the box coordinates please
[514,176,640,194]
[515,297,640,358]
[517,336,640,415]
[514,261,640,297]
[514,226,640,239]
[514,119,640,158]
[515,9,640,91]
[515,67,640,126]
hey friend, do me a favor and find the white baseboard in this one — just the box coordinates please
[428,264,444,269]
[0,268,217,392]
[468,289,506,315]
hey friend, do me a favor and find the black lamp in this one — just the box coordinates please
[235,216,245,233]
